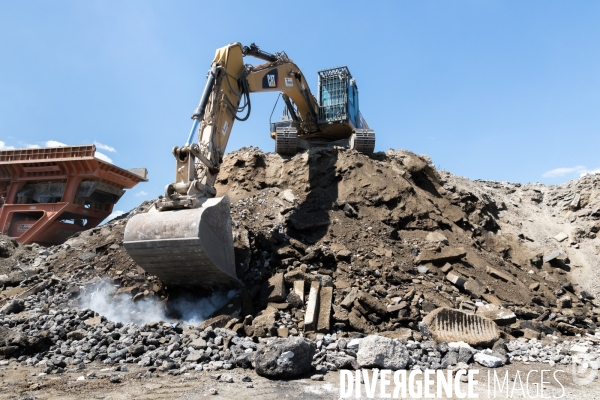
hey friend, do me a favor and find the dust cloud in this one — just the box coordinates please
[80,280,236,326]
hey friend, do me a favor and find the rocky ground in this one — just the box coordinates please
[0,146,599,398]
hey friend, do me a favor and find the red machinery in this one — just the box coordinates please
[0,145,147,246]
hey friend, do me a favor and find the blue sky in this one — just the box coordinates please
[1,1,599,219]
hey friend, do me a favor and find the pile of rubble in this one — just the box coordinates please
[0,146,599,380]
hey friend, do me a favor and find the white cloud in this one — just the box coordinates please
[135,190,148,197]
[543,165,599,178]
[94,141,116,153]
[0,141,15,150]
[26,144,42,149]
[580,168,600,177]
[95,151,113,164]
[46,140,68,147]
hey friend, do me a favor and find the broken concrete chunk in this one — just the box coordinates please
[481,294,503,306]
[570,345,589,354]
[463,279,486,298]
[543,250,564,264]
[254,337,315,379]
[426,232,449,245]
[415,247,466,264]
[440,263,453,273]
[340,287,359,309]
[378,328,412,341]
[317,286,333,333]
[476,306,516,326]
[459,301,477,314]
[416,265,429,274]
[446,271,466,288]
[348,310,370,333]
[387,302,408,313]
[420,307,500,348]
[569,194,581,210]
[357,291,388,316]
[293,281,305,302]
[554,232,568,242]
[284,270,315,286]
[332,304,349,322]
[304,281,321,332]
[485,266,514,283]
[356,335,410,369]
[521,328,540,340]
[557,295,572,309]
[529,282,540,291]
[260,273,287,303]
[84,316,102,326]
[279,189,297,203]
[474,353,503,368]
[331,243,352,261]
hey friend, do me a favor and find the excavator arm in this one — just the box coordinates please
[176,42,320,208]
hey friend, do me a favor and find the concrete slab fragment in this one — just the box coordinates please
[304,281,321,332]
[554,232,568,242]
[317,286,333,333]
[543,250,564,264]
[485,266,514,283]
[293,281,305,303]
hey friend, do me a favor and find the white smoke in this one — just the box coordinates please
[80,280,237,326]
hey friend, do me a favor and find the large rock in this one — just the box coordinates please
[474,352,503,368]
[253,337,316,379]
[356,335,410,370]
[420,307,499,348]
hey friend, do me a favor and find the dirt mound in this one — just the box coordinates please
[211,146,597,339]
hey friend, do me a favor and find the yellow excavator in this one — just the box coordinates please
[123,42,375,289]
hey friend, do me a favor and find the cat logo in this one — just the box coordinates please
[262,69,278,88]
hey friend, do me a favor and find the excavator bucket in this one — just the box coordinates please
[123,196,239,290]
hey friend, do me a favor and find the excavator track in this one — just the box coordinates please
[123,197,239,289]
[350,129,376,154]
[275,127,298,155]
